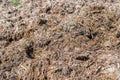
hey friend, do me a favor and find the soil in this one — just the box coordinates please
[0,0,120,80]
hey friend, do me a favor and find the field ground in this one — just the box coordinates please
[0,0,120,80]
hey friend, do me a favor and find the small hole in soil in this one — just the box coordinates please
[8,37,13,42]
[8,11,12,14]
[39,19,47,25]
[93,32,98,37]
[0,60,2,64]
[25,45,34,59]
[116,32,120,38]
[19,16,22,20]
[32,78,34,80]
[3,66,12,71]
[46,7,51,14]
[54,68,62,73]
[87,34,93,40]
[87,76,90,79]
[76,56,89,61]
[26,64,28,66]
[44,76,48,80]
[5,58,9,62]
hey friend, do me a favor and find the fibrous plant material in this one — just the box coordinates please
[0,0,120,80]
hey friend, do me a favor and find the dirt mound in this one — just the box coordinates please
[0,0,120,80]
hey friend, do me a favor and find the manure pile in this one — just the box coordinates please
[0,0,120,80]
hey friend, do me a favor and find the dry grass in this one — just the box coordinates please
[0,0,120,80]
